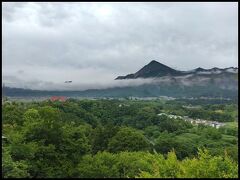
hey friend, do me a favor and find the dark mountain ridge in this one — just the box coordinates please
[115,60,238,79]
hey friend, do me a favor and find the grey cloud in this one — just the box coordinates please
[2,2,238,90]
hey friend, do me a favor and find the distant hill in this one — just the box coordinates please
[115,60,183,79]
[2,60,238,99]
[3,83,238,99]
[115,60,238,79]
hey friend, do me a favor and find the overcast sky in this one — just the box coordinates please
[2,2,238,90]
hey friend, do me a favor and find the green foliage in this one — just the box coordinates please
[138,149,238,178]
[77,152,118,178]
[2,99,238,178]
[154,132,197,159]
[91,123,119,154]
[2,102,25,125]
[2,147,30,178]
[77,151,158,178]
[78,149,238,178]
[114,151,155,178]
[179,149,238,178]
[202,127,222,140]
[108,127,150,152]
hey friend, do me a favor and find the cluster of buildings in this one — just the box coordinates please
[128,96,176,100]
[157,113,225,129]
[50,96,67,102]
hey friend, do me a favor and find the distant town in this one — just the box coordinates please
[158,113,225,129]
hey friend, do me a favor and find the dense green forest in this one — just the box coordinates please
[2,98,238,178]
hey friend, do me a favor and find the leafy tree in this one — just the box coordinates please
[138,149,238,178]
[2,147,30,178]
[202,127,222,140]
[2,103,25,125]
[115,151,156,178]
[77,151,156,178]
[91,123,119,154]
[108,127,150,152]
[179,149,238,178]
[77,152,118,178]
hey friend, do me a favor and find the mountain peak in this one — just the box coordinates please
[115,60,239,80]
[195,67,205,71]
[148,60,160,64]
[147,60,168,67]
[115,60,182,79]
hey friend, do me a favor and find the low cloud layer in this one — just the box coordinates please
[2,2,238,90]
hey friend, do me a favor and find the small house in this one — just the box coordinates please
[50,96,67,102]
